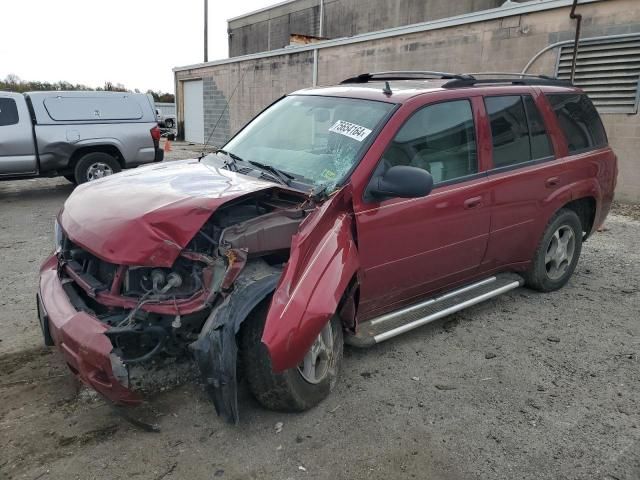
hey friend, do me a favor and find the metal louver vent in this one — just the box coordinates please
[556,36,640,114]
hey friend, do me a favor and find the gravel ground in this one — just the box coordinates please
[1,145,638,480]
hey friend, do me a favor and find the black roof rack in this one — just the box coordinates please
[340,71,573,88]
[340,71,473,84]
[442,72,572,88]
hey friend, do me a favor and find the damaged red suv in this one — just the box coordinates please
[38,72,616,423]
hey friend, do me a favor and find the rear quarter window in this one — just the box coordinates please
[546,94,607,153]
[0,98,19,126]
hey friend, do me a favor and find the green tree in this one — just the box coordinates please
[1,74,173,102]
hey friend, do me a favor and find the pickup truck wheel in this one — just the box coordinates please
[525,208,582,292]
[241,301,343,412]
[74,152,121,184]
[63,174,77,184]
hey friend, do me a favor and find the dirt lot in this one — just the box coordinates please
[1,144,639,480]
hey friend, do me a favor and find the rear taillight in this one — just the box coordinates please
[150,125,161,143]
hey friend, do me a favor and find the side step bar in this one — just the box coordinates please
[346,273,524,347]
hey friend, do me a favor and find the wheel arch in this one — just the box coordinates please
[563,196,597,240]
[68,144,125,170]
[539,177,601,246]
[189,261,282,424]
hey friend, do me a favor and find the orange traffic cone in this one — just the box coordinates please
[164,138,172,152]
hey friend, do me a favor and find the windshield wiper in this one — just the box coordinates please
[215,149,241,171]
[247,160,293,186]
[216,149,293,186]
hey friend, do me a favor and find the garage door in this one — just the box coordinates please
[183,80,204,144]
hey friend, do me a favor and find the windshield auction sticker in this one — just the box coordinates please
[328,120,372,142]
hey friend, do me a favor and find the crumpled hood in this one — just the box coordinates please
[60,159,277,267]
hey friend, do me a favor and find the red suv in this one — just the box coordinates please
[37,72,617,423]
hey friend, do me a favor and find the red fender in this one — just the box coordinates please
[262,188,358,372]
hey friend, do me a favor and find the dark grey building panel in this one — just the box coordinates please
[228,0,503,57]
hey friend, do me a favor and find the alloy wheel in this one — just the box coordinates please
[545,225,576,280]
[86,162,114,181]
[297,321,334,384]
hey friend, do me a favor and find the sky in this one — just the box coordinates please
[0,0,282,93]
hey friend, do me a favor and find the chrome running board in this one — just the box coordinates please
[346,273,523,347]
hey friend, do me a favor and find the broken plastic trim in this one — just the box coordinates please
[189,261,282,424]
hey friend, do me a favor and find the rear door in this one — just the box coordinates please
[0,92,37,175]
[480,90,567,270]
[352,94,492,318]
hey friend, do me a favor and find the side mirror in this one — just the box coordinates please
[369,165,433,199]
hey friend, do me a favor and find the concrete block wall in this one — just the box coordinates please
[177,51,315,146]
[203,76,230,147]
[178,0,640,202]
[601,116,640,204]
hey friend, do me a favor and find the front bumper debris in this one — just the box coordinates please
[38,256,141,405]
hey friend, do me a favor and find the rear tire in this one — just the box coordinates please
[74,152,121,184]
[525,208,582,292]
[241,301,343,412]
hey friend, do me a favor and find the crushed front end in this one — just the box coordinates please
[38,187,310,414]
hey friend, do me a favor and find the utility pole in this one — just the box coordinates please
[204,0,208,62]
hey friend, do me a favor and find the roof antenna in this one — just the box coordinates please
[382,81,392,96]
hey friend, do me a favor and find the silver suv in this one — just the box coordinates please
[0,91,163,184]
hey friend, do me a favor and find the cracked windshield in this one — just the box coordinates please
[215,95,394,191]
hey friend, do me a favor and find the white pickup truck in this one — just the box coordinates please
[0,91,164,183]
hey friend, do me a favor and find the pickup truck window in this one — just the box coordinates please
[0,98,19,126]
[43,96,143,121]
[382,100,477,184]
[546,93,607,153]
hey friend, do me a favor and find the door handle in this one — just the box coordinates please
[464,196,483,209]
[545,177,559,188]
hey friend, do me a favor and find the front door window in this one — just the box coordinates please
[381,99,477,184]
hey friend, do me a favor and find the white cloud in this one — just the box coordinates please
[0,0,282,92]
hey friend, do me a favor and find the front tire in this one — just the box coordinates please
[74,152,121,184]
[241,301,343,412]
[525,208,582,292]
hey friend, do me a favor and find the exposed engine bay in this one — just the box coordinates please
[56,188,310,383]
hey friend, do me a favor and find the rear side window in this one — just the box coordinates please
[43,96,143,121]
[485,95,553,169]
[0,98,19,126]
[546,94,607,153]
[383,99,477,184]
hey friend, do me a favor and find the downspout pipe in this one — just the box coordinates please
[312,0,324,87]
[569,0,582,82]
[313,49,319,86]
[319,0,324,37]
